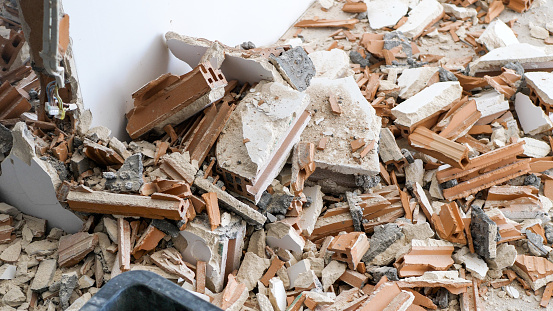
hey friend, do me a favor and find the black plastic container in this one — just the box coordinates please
[80,270,222,311]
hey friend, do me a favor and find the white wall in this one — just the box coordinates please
[63,0,313,139]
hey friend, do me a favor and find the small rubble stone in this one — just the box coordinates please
[60,271,79,309]
[66,292,92,311]
[526,231,549,257]
[355,175,380,191]
[405,159,424,187]
[78,275,95,289]
[269,46,315,92]
[322,260,347,291]
[486,243,516,270]
[0,123,13,154]
[438,67,458,82]
[104,153,144,193]
[70,151,90,178]
[471,205,499,260]
[349,51,370,68]
[265,194,294,216]
[523,174,541,189]
[30,259,57,293]
[530,23,550,39]
[240,41,255,50]
[0,240,21,262]
[544,224,553,244]
[362,223,404,264]
[453,247,488,279]
[2,285,26,307]
[402,222,434,242]
[383,31,413,57]
[367,266,399,283]
[401,149,415,164]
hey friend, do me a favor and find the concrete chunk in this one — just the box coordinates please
[309,49,354,80]
[392,81,462,129]
[269,47,315,92]
[30,259,57,293]
[476,20,519,51]
[471,205,498,260]
[236,252,270,290]
[104,153,144,193]
[322,260,347,291]
[453,247,488,280]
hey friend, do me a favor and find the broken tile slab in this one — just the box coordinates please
[469,43,553,76]
[328,232,370,270]
[24,239,58,256]
[408,126,469,169]
[392,81,462,130]
[308,49,353,80]
[266,221,305,255]
[2,285,25,307]
[366,0,408,29]
[471,205,498,260]
[476,19,519,51]
[177,214,245,292]
[30,259,56,292]
[193,176,266,226]
[0,239,20,262]
[396,271,472,294]
[58,232,98,268]
[126,63,226,139]
[362,223,404,265]
[301,76,381,175]
[269,47,315,92]
[151,248,195,283]
[103,153,144,193]
[396,0,445,38]
[165,32,285,85]
[396,239,454,277]
[521,137,551,158]
[513,255,553,290]
[515,93,553,135]
[397,67,440,99]
[67,189,188,220]
[84,140,125,166]
[299,185,324,236]
[236,252,270,291]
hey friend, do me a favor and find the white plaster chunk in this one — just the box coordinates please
[87,126,111,142]
[515,93,553,135]
[266,222,306,255]
[476,20,519,51]
[269,277,287,311]
[530,22,550,40]
[287,259,311,288]
[453,247,488,280]
[10,121,35,166]
[301,77,381,175]
[469,43,553,76]
[257,293,274,311]
[525,72,553,106]
[322,260,347,291]
[504,285,520,299]
[366,0,409,29]
[397,67,440,99]
[472,90,508,119]
[236,252,270,291]
[300,186,324,236]
[396,0,444,38]
[241,82,309,171]
[309,49,354,80]
[442,3,477,24]
[521,137,551,158]
[319,0,335,9]
[392,81,462,128]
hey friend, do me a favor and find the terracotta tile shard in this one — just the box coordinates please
[339,269,369,288]
[513,255,553,291]
[117,218,131,272]
[221,274,247,309]
[507,0,533,12]
[180,101,235,166]
[545,180,553,201]
[132,224,166,259]
[0,81,31,121]
[486,209,523,244]
[202,192,221,231]
[151,248,195,283]
[58,232,98,268]
[358,282,411,311]
[141,179,192,198]
[436,99,481,141]
[83,140,125,166]
[196,261,206,294]
[328,232,370,270]
[0,224,15,244]
[159,152,197,185]
[329,94,343,115]
[397,271,472,294]
[541,282,553,307]
[485,0,504,23]
[153,141,170,165]
[259,258,284,287]
[351,138,366,152]
[484,69,521,99]
[403,289,438,310]
[342,2,367,13]
[396,242,455,277]
[317,136,329,150]
[294,19,359,29]
[433,202,466,244]
[408,126,469,169]
[126,62,227,139]
[67,190,187,220]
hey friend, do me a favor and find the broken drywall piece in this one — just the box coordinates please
[165,32,284,85]
[476,19,519,51]
[515,93,553,135]
[442,3,477,25]
[299,185,324,236]
[10,122,34,166]
[526,72,553,108]
[521,137,551,158]
[453,247,488,280]
[308,49,354,80]
[366,0,408,29]
[269,46,315,92]
[397,67,440,99]
[301,76,381,175]
[269,277,287,311]
[472,90,509,122]
[392,81,462,129]
[396,0,444,38]
[469,43,553,76]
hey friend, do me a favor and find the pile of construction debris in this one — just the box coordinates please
[4,0,553,310]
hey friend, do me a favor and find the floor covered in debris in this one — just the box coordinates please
[2,0,553,310]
